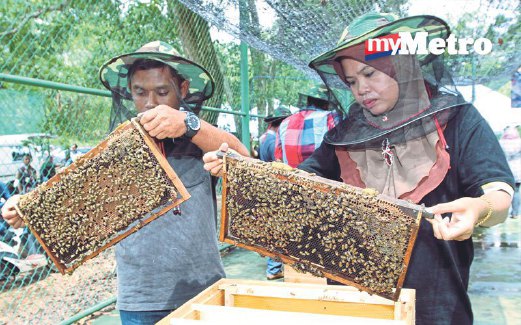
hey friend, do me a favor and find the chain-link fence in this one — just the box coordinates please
[0,0,316,323]
[0,85,117,323]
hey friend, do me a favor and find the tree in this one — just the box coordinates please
[448,1,520,89]
[169,0,227,124]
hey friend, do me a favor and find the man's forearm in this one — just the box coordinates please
[192,120,249,156]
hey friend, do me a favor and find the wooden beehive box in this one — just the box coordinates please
[158,279,415,325]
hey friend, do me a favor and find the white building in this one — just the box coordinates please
[458,84,521,133]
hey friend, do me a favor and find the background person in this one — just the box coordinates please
[303,12,514,325]
[259,105,291,280]
[274,85,343,167]
[15,154,37,194]
[39,155,56,183]
[499,125,521,218]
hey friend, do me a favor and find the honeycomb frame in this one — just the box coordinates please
[15,118,190,274]
[219,153,427,301]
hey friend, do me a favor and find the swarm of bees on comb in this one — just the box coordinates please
[220,154,423,300]
[16,120,188,274]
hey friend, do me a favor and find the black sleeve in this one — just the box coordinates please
[456,106,515,197]
[297,141,342,182]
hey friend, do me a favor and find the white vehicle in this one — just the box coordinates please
[0,228,48,281]
[0,133,56,183]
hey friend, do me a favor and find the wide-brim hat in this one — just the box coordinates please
[299,84,330,101]
[264,105,292,124]
[297,84,348,111]
[99,41,214,104]
[305,12,465,149]
[309,13,450,75]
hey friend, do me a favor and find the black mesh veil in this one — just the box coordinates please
[100,41,213,132]
[309,16,469,150]
[107,83,203,133]
[109,94,137,132]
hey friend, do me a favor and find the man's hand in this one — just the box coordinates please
[1,195,24,229]
[203,143,231,177]
[139,105,187,139]
[426,197,485,241]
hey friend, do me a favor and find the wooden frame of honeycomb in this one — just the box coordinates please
[219,153,430,301]
[15,118,189,274]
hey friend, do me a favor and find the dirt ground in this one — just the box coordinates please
[0,249,117,324]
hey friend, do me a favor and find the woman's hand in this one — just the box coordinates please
[1,195,24,229]
[426,197,486,241]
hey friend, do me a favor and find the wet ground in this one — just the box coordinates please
[91,217,521,324]
[469,217,521,325]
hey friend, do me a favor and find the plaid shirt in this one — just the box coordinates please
[275,109,341,167]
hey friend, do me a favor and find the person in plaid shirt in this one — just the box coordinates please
[274,86,343,167]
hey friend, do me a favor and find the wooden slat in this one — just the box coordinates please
[216,278,413,301]
[157,279,225,325]
[169,320,228,325]
[222,283,396,305]
[218,156,229,242]
[394,288,416,324]
[231,295,395,319]
[159,279,415,324]
[191,304,406,324]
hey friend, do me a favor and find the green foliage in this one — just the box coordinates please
[0,89,45,135]
[497,81,512,98]
[21,136,53,156]
[448,2,520,89]
[0,0,180,145]
[214,41,315,135]
[1,0,517,144]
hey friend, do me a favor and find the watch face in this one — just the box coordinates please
[187,113,200,130]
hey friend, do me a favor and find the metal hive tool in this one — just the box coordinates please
[219,152,433,301]
[15,118,190,274]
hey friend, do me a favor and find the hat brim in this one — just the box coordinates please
[264,115,290,124]
[310,15,450,74]
[298,92,329,101]
[99,51,215,104]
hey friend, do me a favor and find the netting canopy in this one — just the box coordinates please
[181,0,520,86]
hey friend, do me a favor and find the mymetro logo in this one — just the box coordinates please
[364,32,493,60]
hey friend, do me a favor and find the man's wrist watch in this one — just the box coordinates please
[184,112,201,139]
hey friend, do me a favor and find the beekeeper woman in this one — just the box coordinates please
[302,12,514,325]
[204,12,514,325]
